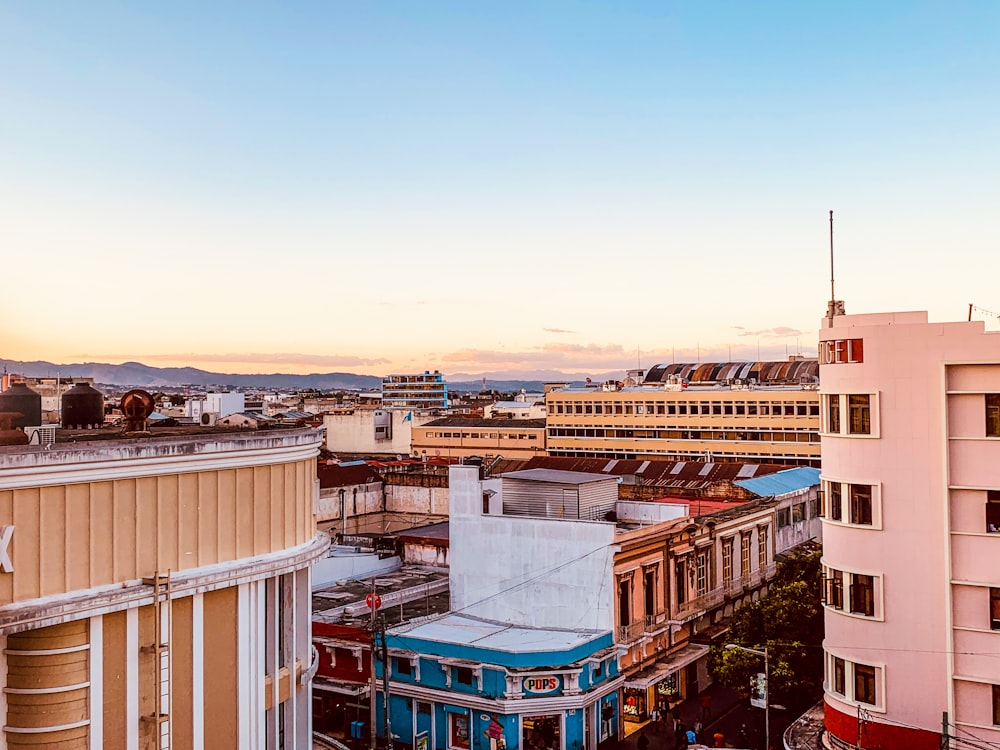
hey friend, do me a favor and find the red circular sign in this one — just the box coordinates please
[366,593,382,610]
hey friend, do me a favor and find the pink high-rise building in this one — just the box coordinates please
[820,310,1000,748]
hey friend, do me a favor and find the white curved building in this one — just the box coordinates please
[0,426,326,749]
[820,310,1000,749]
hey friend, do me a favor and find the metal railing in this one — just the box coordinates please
[616,620,645,643]
[644,611,667,631]
[675,586,724,617]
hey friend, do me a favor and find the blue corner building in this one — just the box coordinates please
[376,614,621,750]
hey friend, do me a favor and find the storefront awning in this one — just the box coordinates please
[623,644,710,689]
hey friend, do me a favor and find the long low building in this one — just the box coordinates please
[545,360,820,466]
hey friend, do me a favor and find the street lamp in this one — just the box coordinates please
[725,643,769,750]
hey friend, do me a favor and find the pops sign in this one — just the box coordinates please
[523,676,559,694]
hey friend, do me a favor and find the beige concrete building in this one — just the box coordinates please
[545,361,820,467]
[411,417,547,460]
[0,426,327,749]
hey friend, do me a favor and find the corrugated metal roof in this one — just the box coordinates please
[501,468,617,485]
[734,467,821,497]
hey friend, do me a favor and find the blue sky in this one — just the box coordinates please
[2,1,998,378]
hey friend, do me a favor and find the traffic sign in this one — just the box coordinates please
[366,592,382,610]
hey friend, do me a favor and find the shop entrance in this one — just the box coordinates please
[523,715,561,750]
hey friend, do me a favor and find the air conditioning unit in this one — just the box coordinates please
[24,425,57,446]
[200,412,220,427]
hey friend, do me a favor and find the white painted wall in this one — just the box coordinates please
[615,500,689,525]
[316,485,383,524]
[207,392,245,417]
[385,484,450,515]
[448,466,617,631]
[312,550,402,589]
[323,410,435,455]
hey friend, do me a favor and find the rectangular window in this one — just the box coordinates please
[696,551,709,596]
[741,533,752,578]
[792,503,805,524]
[722,538,734,584]
[993,684,1000,726]
[848,394,871,435]
[849,484,874,525]
[618,578,631,626]
[988,395,1000,437]
[777,508,790,528]
[396,658,412,677]
[833,657,846,695]
[455,667,473,686]
[644,568,656,617]
[991,588,1000,630]
[449,712,471,750]
[988,491,1000,533]
[828,569,844,610]
[827,395,841,433]
[829,483,843,522]
[854,664,877,705]
[850,574,875,616]
[758,526,769,572]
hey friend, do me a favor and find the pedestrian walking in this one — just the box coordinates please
[700,693,712,721]
[674,722,687,750]
[650,707,660,735]
[637,730,650,750]
[693,720,703,743]
[685,727,697,747]
[712,731,725,748]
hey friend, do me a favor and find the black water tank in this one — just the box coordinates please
[61,382,104,429]
[0,382,42,428]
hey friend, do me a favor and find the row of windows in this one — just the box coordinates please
[421,431,538,440]
[548,428,819,443]
[823,480,877,526]
[828,654,880,707]
[549,400,818,417]
[823,566,878,618]
[821,393,876,436]
[776,497,821,527]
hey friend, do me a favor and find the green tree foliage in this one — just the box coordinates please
[711,549,824,712]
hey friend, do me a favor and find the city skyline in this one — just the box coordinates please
[3,2,999,377]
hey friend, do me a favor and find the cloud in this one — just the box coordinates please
[543,327,576,334]
[88,352,390,367]
[732,325,807,338]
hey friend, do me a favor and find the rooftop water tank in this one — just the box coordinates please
[0,382,42,428]
[61,382,104,429]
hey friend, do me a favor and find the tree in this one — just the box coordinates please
[711,548,824,713]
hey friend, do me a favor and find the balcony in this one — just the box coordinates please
[644,610,667,632]
[675,586,725,620]
[616,620,645,643]
[723,578,743,597]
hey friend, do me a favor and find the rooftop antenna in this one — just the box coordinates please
[826,210,845,321]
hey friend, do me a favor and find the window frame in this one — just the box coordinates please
[854,663,878,706]
[823,479,881,529]
[988,394,1000,437]
[822,392,880,438]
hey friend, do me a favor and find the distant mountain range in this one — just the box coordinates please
[0,359,617,393]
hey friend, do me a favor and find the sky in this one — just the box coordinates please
[2,1,999,379]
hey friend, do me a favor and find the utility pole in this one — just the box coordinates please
[380,612,394,750]
[369,578,378,750]
[941,711,949,750]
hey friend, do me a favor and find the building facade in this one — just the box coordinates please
[544,361,820,467]
[412,418,547,461]
[0,426,326,749]
[819,310,1000,749]
[382,372,449,409]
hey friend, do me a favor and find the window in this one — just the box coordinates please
[829,483,843,522]
[849,484,874,525]
[644,568,656,617]
[848,395,871,435]
[455,667,473,686]
[993,684,1000,726]
[741,533,752,578]
[850,575,875,616]
[810,494,821,518]
[618,577,631,626]
[991,588,1000,630]
[758,526,769,572]
[396,658,412,677]
[792,503,805,524]
[988,395,1000,437]
[827,395,841,433]
[449,712,471,750]
[827,569,844,609]
[832,657,846,695]
[696,551,709,596]
[722,538,734,584]
[777,508,790,528]
[989,491,1000,533]
[854,664,877,705]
